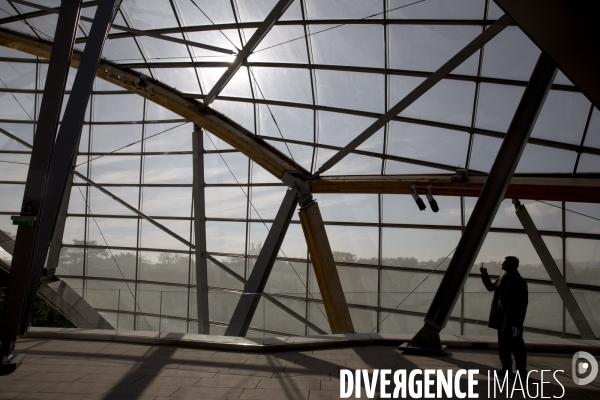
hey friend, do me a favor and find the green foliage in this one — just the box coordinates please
[0,288,75,329]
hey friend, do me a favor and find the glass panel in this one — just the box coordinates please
[566,238,600,286]
[264,260,307,295]
[206,255,245,290]
[92,94,144,122]
[577,153,600,173]
[62,217,85,245]
[565,202,600,234]
[87,217,138,248]
[91,124,143,153]
[144,122,192,152]
[305,0,381,19]
[316,70,384,113]
[531,90,590,145]
[101,37,145,62]
[250,67,312,104]
[389,25,480,75]
[143,155,193,184]
[206,221,246,255]
[249,26,308,64]
[383,194,461,226]
[0,62,36,89]
[516,144,576,174]
[258,104,313,143]
[381,228,461,270]
[468,134,501,173]
[173,0,236,26]
[56,247,83,276]
[317,111,376,149]
[90,155,141,183]
[349,308,377,333]
[88,186,139,216]
[381,269,460,317]
[205,186,248,219]
[138,283,188,318]
[390,76,475,127]
[387,121,469,167]
[87,249,136,280]
[384,160,451,175]
[204,152,248,184]
[209,290,241,323]
[572,289,600,338]
[249,185,288,220]
[482,26,540,81]
[475,83,524,133]
[326,224,379,264]
[464,198,562,232]
[0,92,35,120]
[338,266,378,307]
[310,24,384,68]
[280,223,307,259]
[262,297,306,336]
[318,194,378,223]
[139,252,190,285]
[141,186,192,217]
[0,183,24,212]
[316,149,382,176]
[388,0,485,20]
[264,140,313,172]
[0,123,33,150]
[140,219,191,251]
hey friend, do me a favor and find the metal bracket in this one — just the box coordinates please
[281,171,313,209]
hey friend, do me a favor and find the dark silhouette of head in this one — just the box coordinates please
[501,256,519,272]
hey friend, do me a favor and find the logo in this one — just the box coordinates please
[572,351,598,385]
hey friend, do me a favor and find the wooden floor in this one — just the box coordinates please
[0,337,598,399]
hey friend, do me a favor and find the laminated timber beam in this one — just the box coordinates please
[299,201,354,334]
[0,28,304,180]
[311,175,600,203]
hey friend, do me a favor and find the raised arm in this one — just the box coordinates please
[480,266,497,292]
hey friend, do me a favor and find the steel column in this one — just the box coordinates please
[45,174,73,277]
[202,0,295,105]
[192,126,209,334]
[0,0,83,369]
[225,188,299,337]
[314,14,511,176]
[18,0,123,337]
[513,200,595,339]
[408,53,557,350]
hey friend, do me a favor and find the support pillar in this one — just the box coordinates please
[514,200,595,339]
[225,188,299,337]
[406,53,557,352]
[0,0,83,372]
[18,0,123,341]
[299,201,354,334]
[192,126,210,334]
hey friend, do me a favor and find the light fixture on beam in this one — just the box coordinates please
[411,184,426,211]
[426,185,439,213]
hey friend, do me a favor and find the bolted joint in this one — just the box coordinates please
[282,171,314,209]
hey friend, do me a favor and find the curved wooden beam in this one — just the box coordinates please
[0,28,304,180]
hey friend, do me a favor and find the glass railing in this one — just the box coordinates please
[26,288,589,340]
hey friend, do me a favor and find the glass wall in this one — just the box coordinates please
[0,0,598,339]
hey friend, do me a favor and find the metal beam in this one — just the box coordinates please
[311,175,600,203]
[299,201,354,334]
[9,0,235,55]
[73,171,193,248]
[0,0,82,371]
[408,53,557,351]
[202,0,295,105]
[314,14,512,176]
[0,1,97,25]
[192,126,209,334]
[225,188,299,337]
[18,0,123,336]
[494,0,600,110]
[513,199,595,339]
[205,254,326,335]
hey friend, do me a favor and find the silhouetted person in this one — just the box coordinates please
[480,256,528,376]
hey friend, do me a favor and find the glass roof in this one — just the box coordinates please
[0,0,593,177]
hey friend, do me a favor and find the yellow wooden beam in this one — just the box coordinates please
[299,201,354,334]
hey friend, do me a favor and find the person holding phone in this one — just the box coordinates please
[480,256,529,377]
